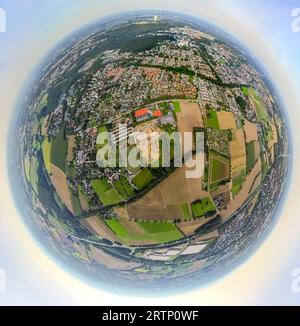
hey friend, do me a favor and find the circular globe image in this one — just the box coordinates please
[9,11,289,294]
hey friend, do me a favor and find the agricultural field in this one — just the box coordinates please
[91,179,123,206]
[246,141,256,173]
[205,109,220,130]
[78,185,90,211]
[243,119,258,143]
[217,111,237,130]
[127,163,208,221]
[66,135,76,162]
[70,190,82,216]
[50,164,74,214]
[230,129,247,179]
[113,176,135,200]
[181,203,191,221]
[231,172,246,197]
[41,138,51,174]
[50,128,68,173]
[191,197,216,218]
[105,218,183,244]
[245,87,269,121]
[132,168,154,189]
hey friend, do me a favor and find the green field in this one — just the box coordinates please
[41,138,51,174]
[181,203,191,221]
[241,86,249,96]
[70,190,82,216]
[91,179,123,206]
[50,128,68,172]
[192,197,216,218]
[132,168,154,189]
[172,101,181,113]
[244,87,268,121]
[205,109,220,130]
[105,218,183,244]
[66,163,76,180]
[246,141,256,173]
[138,222,183,242]
[113,176,135,200]
[29,156,39,194]
[209,153,229,184]
[106,218,132,238]
[231,171,246,197]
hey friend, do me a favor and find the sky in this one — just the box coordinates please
[0,0,300,305]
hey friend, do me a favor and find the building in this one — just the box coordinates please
[134,108,151,123]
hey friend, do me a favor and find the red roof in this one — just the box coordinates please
[153,110,162,117]
[135,108,149,118]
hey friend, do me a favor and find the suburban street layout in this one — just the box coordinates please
[14,11,288,291]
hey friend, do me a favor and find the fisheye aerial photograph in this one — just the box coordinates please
[0,0,300,320]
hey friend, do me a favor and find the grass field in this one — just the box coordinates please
[209,153,229,185]
[205,109,220,130]
[191,197,216,218]
[172,101,181,113]
[105,218,183,244]
[246,141,256,173]
[113,176,135,200]
[41,138,51,174]
[105,218,131,238]
[181,203,191,221]
[50,128,67,173]
[138,222,183,242]
[231,172,246,197]
[70,190,82,216]
[91,179,123,206]
[132,168,154,189]
[78,185,90,211]
[244,87,268,121]
[242,86,249,96]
